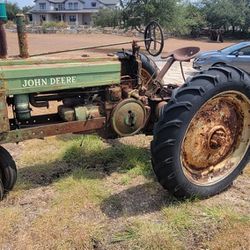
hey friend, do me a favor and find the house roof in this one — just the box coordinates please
[34,0,64,2]
[34,0,85,3]
[98,0,119,5]
[34,0,118,5]
[30,9,99,13]
[48,0,65,2]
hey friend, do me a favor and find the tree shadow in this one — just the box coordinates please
[13,136,189,217]
[17,137,154,190]
[100,182,176,219]
[55,133,83,142]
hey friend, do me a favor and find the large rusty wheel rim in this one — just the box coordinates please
[181,91,250,186]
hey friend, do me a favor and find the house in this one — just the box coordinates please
[29,0,119,25]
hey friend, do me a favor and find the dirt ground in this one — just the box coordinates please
[0,31,249,249]
[6,31,235,58]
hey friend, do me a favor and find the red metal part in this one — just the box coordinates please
[156,47,200,83]
[161,47,200,61]
[0,117,105,144]
[0,91,9,132]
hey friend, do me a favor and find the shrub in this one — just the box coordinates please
[42,21,68,29]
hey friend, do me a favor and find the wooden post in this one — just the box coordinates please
[16,14,29,58]
[0,20,7,58]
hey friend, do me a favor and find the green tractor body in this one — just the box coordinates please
[0,57,125,144]
[1,60,121,95]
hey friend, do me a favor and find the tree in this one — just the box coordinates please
[6,2,20,21]
[22,6,33,14]
[93,8,121,28]
[242,3,250,32]
[121,0,179,31]
[201,0,247,31]
[173,3,206,36]
[94,0,250,37]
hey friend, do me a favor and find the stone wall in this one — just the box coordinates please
[6,23,144,38]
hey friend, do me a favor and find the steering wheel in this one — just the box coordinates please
[144,21,164,57]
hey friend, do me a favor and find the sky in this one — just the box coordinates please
[7,0,34,8]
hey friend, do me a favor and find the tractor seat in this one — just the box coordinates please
[161,47,200,62]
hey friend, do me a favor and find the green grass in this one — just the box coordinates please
[202,205,250,249]
[122,220,183,250]
[18,169,109,249]
[55,168,108,202]
[63,135,152,177]
[18,135,152,184]
[20,137,67,167]
[111,226,137,243]
[162,201,196,231]
[1,134,249,249]
[203,205,250,224]
[161,201,250,249]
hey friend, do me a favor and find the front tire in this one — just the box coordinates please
[0,147,17,191]
[151,65,250,198]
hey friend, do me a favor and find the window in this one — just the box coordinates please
[69,15,76,22]
[68,2,73,9]
[58,4,65,10]
[39,3,46,10]
[40,15,46,22]
[74,2,78,9]
[239,46,250,56]
[91,2,96,7]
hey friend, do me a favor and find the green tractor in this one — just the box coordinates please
[0,7,249,200]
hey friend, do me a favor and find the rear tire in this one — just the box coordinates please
[0,147,17,191]
[140,52,159,77]
[151,65,250,198]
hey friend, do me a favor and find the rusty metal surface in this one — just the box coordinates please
[155,47,200,85]
[183,99,240,168]
[9,114,59,128]
[0,91,9,132]
[29,40,145,58]
[0,117,105,144]
[181,92,250,185]
[111,98,148,137]
[106,86,122,102]
[155,57,175,84]
[161,47,200,61]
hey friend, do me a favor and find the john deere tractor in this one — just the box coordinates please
[0,6,249,200]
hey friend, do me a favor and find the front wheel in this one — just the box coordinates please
[151,65,250,198]
[0,146,17,191]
